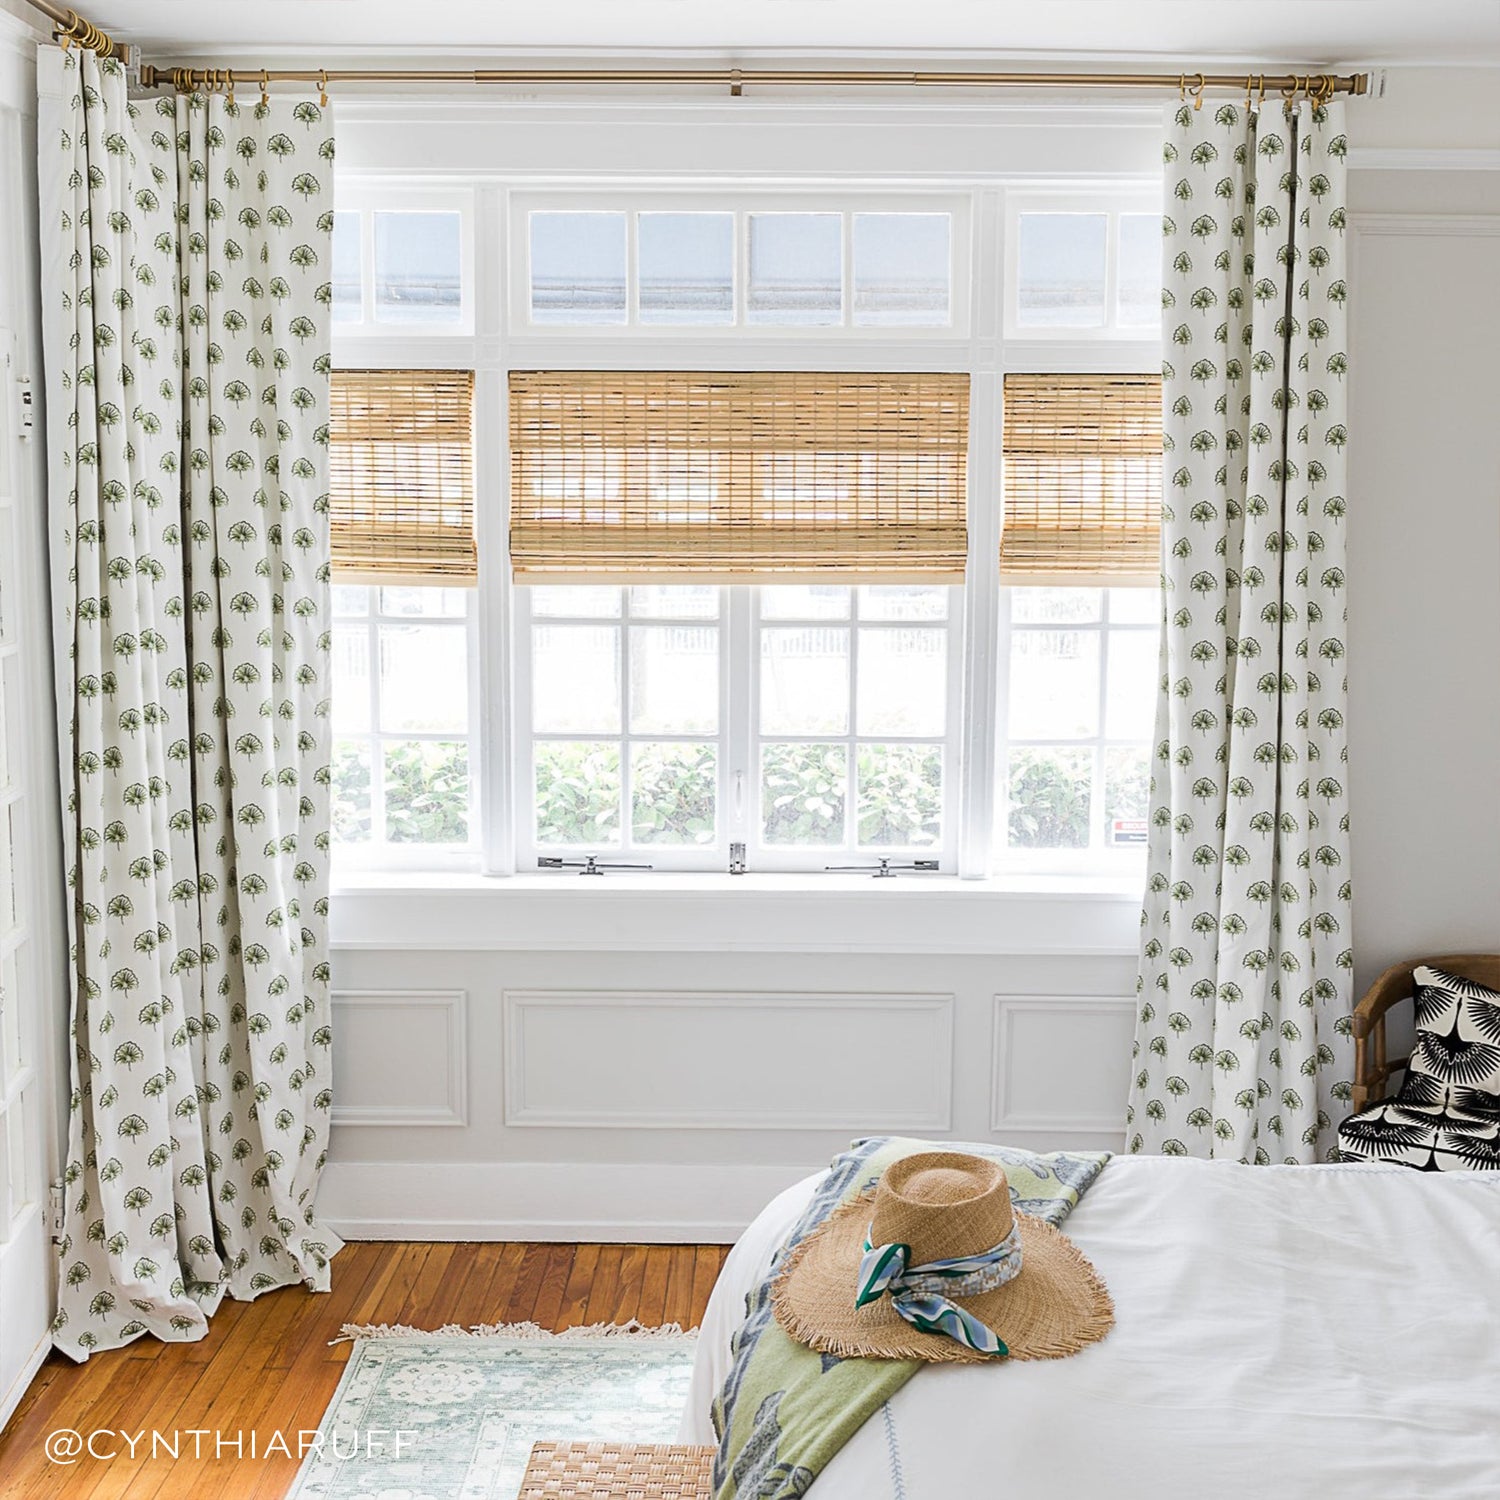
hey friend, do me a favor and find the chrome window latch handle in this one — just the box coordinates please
[537,856,654,876]
[824,857,941,878]
[729,841,747,875]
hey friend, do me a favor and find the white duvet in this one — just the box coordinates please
[683,1156,1500,1499]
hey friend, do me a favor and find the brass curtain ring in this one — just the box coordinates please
[260,69,270,108]
[318,69,329,108]
[1188,71,1205,111]
[226,68,236,107]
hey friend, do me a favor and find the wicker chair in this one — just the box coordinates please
[1349,953,1500,1111]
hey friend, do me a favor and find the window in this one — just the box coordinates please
[329,182,1161,880]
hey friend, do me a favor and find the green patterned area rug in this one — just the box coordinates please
[287,1322,697,1500]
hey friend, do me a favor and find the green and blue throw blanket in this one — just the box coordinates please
[710,1136,1110,1500]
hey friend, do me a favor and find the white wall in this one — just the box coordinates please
[318,74,1500,1241]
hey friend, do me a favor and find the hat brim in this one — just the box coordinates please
[771,1189,1113,1364]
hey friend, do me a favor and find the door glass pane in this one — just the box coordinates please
[760,627,849,735]
[1117,212,1161,328]
[332,211,361,323]
[1007,746,1093,849]
[1105,629,1159,740]
[630,625,718,734]
[852,213,950,326]
[384,740,469,843]
[1008,631,1100,739]
[748,213,841,325]
[377,624,468,733]
[857,744,942,847]
[857,628,946,736]
[373,211,461,324]
[632,742,717,845]
[533,625,620,734]
[530,211,627,324]
[535,741,621,846]
[761,742,846,846]
[332,740,373,843]
[1017,213,1107,327]
[639,213,734,325]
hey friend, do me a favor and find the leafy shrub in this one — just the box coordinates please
[631,743,717,845]
[762,742,845,845]
[535,741,621,845]
[385,741,469,844]
[856,744,941,847]
[1007,747,1092,848]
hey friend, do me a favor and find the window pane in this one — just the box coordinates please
[1017,213,1107,327]
[762,742,846,846]
[530,585,622,618]
[332,625,371,733]
[628,584,719,619]
[1008,630,1100,739]
[639,213,734,325]
[760,627,849,734]
[332,211,360,323]
[1007,746,1092,849]
[533,625,620,734]
[631,742,717,845]
[852,213,950,326]
[857,628,946,736]
[373,211,461,325]
[1107,586,1161,624]
[1117,213,1160,328]
[630,624,719,734]
[759,585,850,621]
[377,624,468,733]
[384,740,469,844]
[858,584,947,622]
[535,740,621,846]
[378,586,467,618]
[1010,587,1101,625]
[748,213,841,326]
[331,740,371,843]
[1105,629,1159,740]
[332,584,368,616]
[530,211,627,324]
[1104,745,1151,848]
[857,744,942,848]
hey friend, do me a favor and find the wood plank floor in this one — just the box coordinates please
[0,1241,731,1499]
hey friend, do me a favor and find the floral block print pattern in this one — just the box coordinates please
[1129,99,1354,1164]
[1339,968,1500,1171]
[40,45,337,1358]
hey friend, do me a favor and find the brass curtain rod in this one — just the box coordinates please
[26,1,127,61]
[138,64,1369,99]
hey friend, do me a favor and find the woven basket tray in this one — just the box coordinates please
[518,1441,715,1498]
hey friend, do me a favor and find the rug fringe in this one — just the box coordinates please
[330,1317,696,1346]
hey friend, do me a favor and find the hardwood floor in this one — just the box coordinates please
[0,1241,732,1499]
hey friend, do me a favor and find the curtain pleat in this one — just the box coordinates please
[39,45,338,1360]
[1129,99,1354,1163]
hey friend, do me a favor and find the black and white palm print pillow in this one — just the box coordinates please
[1337,967,1500,1171]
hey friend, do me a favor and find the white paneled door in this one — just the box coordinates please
[0,313,50,1420]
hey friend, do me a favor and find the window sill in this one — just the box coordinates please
[330,869,1143,956]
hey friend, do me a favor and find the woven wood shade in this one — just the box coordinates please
[508,370,970,582]
[1000,373,1162,585]
[330,369,477,585]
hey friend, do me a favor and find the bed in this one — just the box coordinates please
[683,1155,1500,1497]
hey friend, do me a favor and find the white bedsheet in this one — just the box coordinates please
[683,1156,1500,1499]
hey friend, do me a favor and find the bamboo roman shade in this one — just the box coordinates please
[329,369,477,584]
[1000,373,1162,584]
[508,370,970,581]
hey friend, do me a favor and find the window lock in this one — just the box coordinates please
[824,858,941,879]
[538,856,654,876]
[729,842,747,875]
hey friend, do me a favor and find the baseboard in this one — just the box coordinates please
[317,1159,820,1242]
[0,1332,51,1436]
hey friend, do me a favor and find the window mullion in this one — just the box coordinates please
[726,585,752,859]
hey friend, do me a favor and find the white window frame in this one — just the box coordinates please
[507,187,972,339]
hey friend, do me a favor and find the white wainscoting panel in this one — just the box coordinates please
[503,989,953,1130]
[332,989,468,1127]
[991,994,1134,1136]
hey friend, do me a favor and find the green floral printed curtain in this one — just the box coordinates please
[39,45,337,1359]
[1129,98,1354,1163]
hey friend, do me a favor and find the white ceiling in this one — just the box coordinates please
[68,0,1500,66]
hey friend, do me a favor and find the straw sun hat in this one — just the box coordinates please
[772,1151,1113,1363]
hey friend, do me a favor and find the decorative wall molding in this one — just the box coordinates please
[1351,212,1500,237]
[503,988,954,1130]
[1347,148,1500,174]
[331,988,468,1127]
[991,993,1134,1135]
